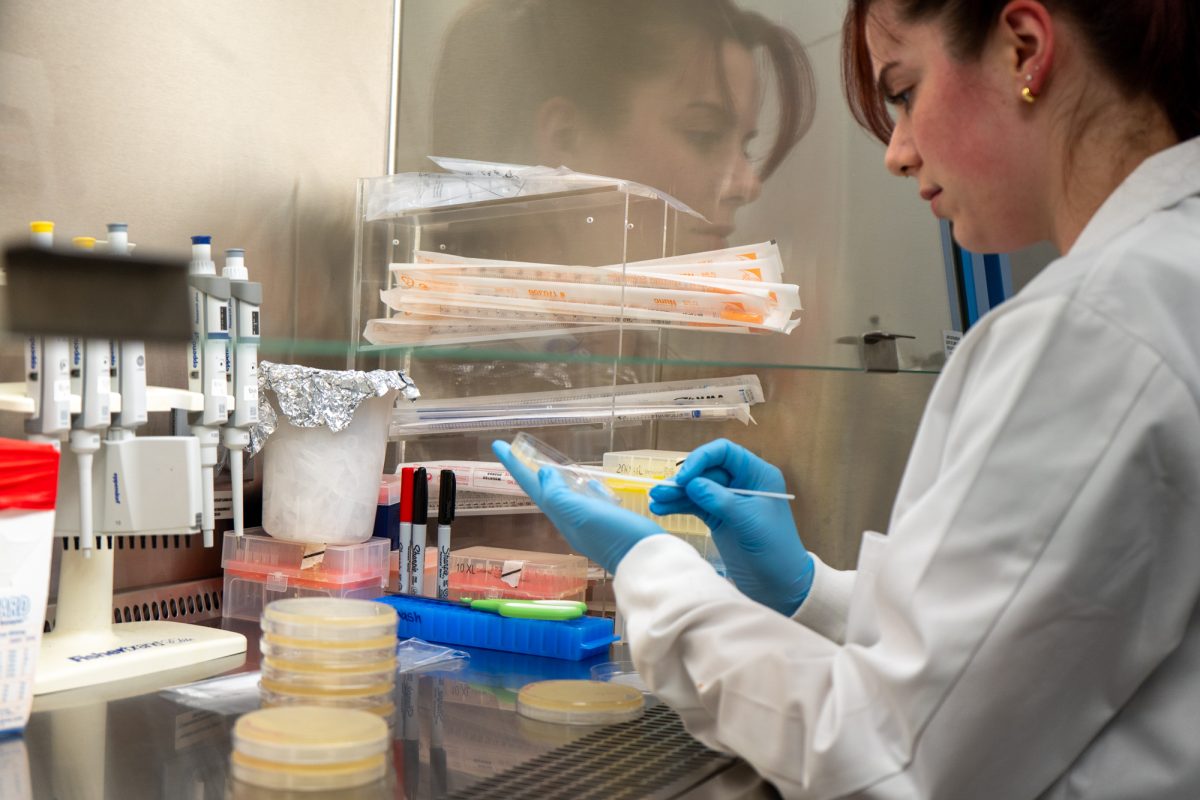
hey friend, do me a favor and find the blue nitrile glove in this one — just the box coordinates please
[648,438,813,616]
[492,440,666,574]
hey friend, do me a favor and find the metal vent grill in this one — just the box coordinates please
[44,577,225,631]
[112,579,223,624]
[447,704,735,800]
[60,533,199,551]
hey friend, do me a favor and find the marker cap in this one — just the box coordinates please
[410,468,428,525]
[437,470,456,525]
[399,467,415,523]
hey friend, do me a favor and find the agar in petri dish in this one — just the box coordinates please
[231,706,389,791]
[516,679,645,725]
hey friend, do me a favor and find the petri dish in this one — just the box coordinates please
[261,632,399,652]
[262,657,395,685]
[261,598,398,643]
[262,651,397,675]
[231,706,388,791]
[516,679,644,726]
[261,660,395,696]
[260,635,397,666]
[510,433,618,503]
[590,660,650,693]
[260,688,395,720]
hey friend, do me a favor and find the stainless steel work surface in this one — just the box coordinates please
[11,618,780,799]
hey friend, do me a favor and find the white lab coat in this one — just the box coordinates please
[614,135,1200,799]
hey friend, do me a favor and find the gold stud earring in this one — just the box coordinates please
[1021,64,1040,103]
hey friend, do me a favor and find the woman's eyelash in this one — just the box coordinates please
[684,130,723,148]
[885,88,912,108]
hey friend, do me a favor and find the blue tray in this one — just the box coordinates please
[375,595,617,661]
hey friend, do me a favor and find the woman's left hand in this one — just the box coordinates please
[492,440,666,574]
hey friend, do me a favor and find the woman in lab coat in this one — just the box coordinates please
[496,0,1200,797]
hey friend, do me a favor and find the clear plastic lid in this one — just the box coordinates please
[260,687,395,718]
[510,433,618,504]
[261,659,395,693]
[263,652,397,675]
[261,631,399,652]
[516,679,644,726]
[590,660,650,693]
[233,706,388,766]
[260,635,396,665]
[261,598,398,642]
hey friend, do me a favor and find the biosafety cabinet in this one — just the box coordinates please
[347,160,946,573]
[358,0,982,570]
[2,2,1000,797]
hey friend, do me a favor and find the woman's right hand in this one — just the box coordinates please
[649,439,814,616]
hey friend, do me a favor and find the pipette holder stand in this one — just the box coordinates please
[38,436,246,695]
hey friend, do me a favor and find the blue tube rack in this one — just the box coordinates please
[374,595,617,661]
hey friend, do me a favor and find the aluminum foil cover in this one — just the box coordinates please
[248,361,419,457]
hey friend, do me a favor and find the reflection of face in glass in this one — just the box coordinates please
[431,0,814,257]
[540,37,763,253]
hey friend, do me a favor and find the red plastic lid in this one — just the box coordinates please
[398,467,414,523]
[0,439,59,511]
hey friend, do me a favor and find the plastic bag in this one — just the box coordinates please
[396,637,469,674]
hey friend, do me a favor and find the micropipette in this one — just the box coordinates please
[221,248,261,536]
[68,235,112,557]
[24,222,72,447]
[185,235,231,547]
[106,223,149,441]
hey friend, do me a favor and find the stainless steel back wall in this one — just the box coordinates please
[0,0,397,589]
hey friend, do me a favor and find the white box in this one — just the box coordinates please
[0,506,55,734]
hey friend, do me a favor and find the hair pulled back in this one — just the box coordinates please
[842,0,1200,144]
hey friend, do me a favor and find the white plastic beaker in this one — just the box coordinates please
[262,390,397,544]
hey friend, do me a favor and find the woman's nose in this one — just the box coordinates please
[884,119,920,178]
[721,155,763,207]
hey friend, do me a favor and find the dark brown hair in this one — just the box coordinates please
[432,0,815,180]
[842,0,1200,144]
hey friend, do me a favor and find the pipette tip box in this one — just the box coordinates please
[602,450,708,536]
[389,547,588,600]
[221,530,390,622]
[603,450,724,573]
[373,595,616,661]
[440,546,588,602]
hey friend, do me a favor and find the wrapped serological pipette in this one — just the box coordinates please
[410,250,790,293]
[365,240,802,346]
[379,290,798,333]
[388,375,763,435]
[390,266,793,318]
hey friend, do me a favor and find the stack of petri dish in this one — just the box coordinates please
[258,597,399,722]
[231,706,389,793]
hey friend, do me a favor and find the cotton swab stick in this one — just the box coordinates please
[566,464,794,500]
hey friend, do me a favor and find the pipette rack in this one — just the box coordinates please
[0,382,247,695]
